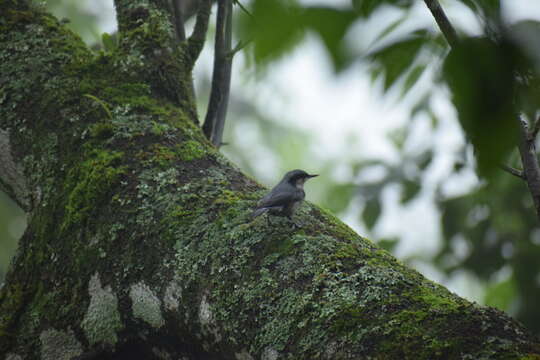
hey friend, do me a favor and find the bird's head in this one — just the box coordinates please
[283,169,318,189]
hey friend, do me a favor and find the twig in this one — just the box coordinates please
[187,0,212,68]
[500,164,525,180]
[233,0,252,17]
[227,39,250,59]
[203,0,233,147]
[423,0,459,48]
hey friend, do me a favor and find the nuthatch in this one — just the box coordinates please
[251,169,318,227]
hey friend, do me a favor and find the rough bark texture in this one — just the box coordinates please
[1,1,540,359]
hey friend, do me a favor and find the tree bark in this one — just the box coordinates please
[0,1,539,359]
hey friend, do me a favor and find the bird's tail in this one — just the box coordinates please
[250,207,268,219]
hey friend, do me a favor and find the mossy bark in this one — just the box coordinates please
[0,1,539,359]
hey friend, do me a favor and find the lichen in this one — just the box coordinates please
[81,273,123,346]
[5,354,22,360]
[39,328,82,360]
[199,294,212,325]
[129,281,164,328]
[163,280,182,311]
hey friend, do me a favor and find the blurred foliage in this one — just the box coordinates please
[44,0,105,43]
[443,37,520,176]
[239,0,540,333]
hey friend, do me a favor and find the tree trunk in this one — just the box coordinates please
[1,1,539,359]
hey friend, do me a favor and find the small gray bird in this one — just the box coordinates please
[251,169,318,226]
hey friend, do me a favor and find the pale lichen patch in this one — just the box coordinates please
[199,294,212,325]
[152,347,172,359]
[234,350,254,360]
[130,281,165,328]
[5,354,22,360]
[81,273,123,345]
[39,328,82,360]
[164,280,182,311]
[262,347,279,360]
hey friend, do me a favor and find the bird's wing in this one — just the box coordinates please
[257,188,304,208]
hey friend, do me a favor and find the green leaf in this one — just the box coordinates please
[362,198,381,230]
[484,276,516,311]
[302,7,358,72]
[401,179,421,203]
[459,0,500,18]
[352,0,380,17]
[375,15,407,43]
[323,183,357,214]
[417,150,433,171]
[370,35,424,91]
[443,37,519,177]
[101,32,117,52]
[352,0,414,17]
[378,237,399,252]
[401,64,425,97]
[243,0,306,65]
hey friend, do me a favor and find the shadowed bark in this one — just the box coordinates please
[1,1,540,359]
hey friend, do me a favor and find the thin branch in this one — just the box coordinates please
[423,0,459,48]
[187,0,212,67]
[233,0,252,17]
[517,115,540,221]
[500,164,525,180]
[172,0,186,42]
[203,0,233,147]
[530,115,540,141]
[227,39,250,59]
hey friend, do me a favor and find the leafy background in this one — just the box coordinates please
[2,0,540,333]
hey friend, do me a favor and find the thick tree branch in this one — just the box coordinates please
[423,0,459,48]
[203,0,233,147]
[187,0,212,67]
[1,2,540,359]
[171,0,186,41]
[0,130,31,212]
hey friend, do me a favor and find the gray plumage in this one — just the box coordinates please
[251,169,318,225]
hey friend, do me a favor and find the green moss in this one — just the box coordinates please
[176,140,206,161]
[62,150,126,231]
[143,144,177,168]
[89,122,115,139]
[0,283,24,352]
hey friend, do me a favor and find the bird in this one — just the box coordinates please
[251,169,318,227]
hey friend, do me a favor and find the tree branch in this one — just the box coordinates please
[1,4,540,358]
[172,0,186,41]
[517,115,540,221]
[187,0,212,68]
[203,0,233,147]
[423,0,459,48]
[529,115,540,141]
[500,164,525,180]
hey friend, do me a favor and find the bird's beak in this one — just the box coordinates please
[308,174,318,178]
